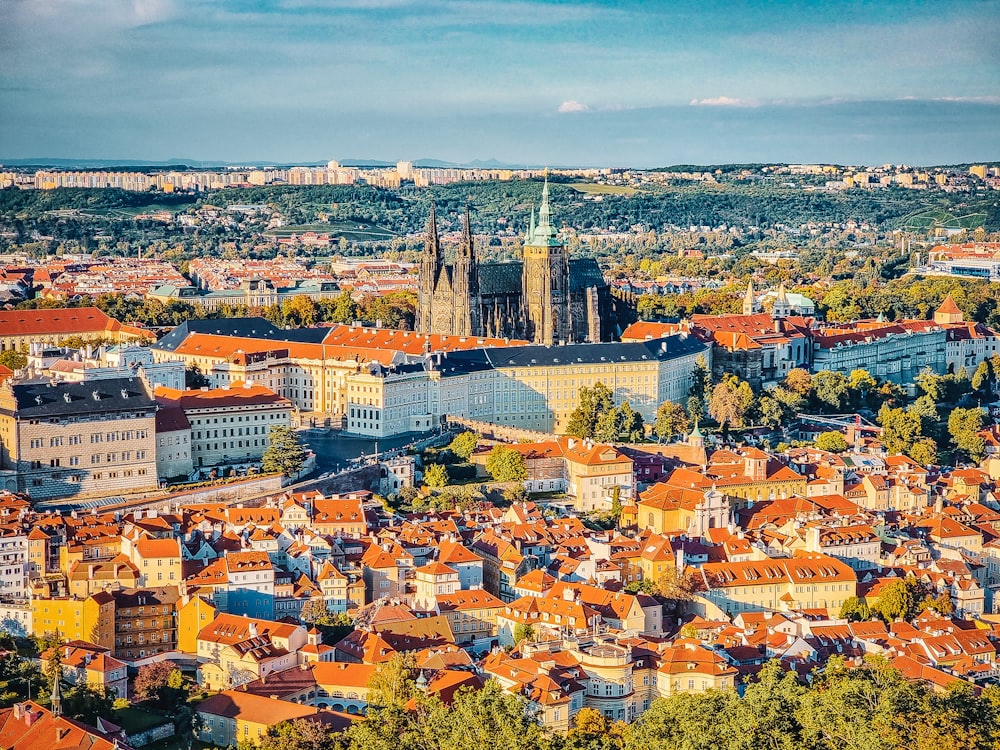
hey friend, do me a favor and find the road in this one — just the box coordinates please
[295,428,437,471]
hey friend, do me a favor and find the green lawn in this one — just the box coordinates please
[115,705,171,734]
[901,208,987,231]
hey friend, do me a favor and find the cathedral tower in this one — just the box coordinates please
[522,178,570,345]
[417,203,444,333]
[452,203,481,336]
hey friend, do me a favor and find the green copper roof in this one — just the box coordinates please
[525,177,563,248]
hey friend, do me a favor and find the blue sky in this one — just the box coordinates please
[1,0,998,166]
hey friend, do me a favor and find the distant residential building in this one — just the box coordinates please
[0,377,158,499]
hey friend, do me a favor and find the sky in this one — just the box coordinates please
[1,0,999,167]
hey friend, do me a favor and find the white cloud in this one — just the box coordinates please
[558,100,589,113]
[689,96,761,107]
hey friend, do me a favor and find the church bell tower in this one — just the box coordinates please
[522,178,569,345]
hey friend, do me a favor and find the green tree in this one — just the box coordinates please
[654,401,689,442]
[261,426,308,477]
[422,463,449,488]
[62,683,113,727]
[878,405,923,457]
[0,350,27,371]
[758,394,789,430]
[815,431,848,453]
[256,718,345,750]
[839,596,872,622]
[419,681,547,750]
[485,445,527,483]
[512,623,535,644]
[972,360,991,394]
[873,578,918,622]
[915,367,945,402]
[908,438,938,467]
[949,407,986,462]
[709,374,754,429]
[617,401,645,442]
[447,431,479,460]
[566,382,614,439]
[811,370,849,412]
[365,654,415,710]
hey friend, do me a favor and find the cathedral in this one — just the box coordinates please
[416,180,615,344]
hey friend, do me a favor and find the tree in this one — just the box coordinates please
[709,374,754,429]
[485,445,527,482]
[281,295,319,326]
[972,360,991,394]
[908,438,938,467]
[185,365,210,389]
[949,407,986,462]
[256,718,345,750]
[654,401,690,443]
[758,394,789,430]
[512,623,535,644]
[365,654,415,710]
[915,367,945,402]
[0,652,44,707]
[784,368,812,397]
[617,401,645,442]
[262,426,308,477]
[908,395,940,440]
[566,708,627,750]
[0,350,27,371]
[878,405,923,457]
[811,370,849,412]
[447,431,479,460]
[62,683,113,727]
[419,680,547,750]
[839,596,872,622]
[422,463,449,488]
[133,661,184,705]
[815,431,848,453]
[873,578,918,622]
[566,382,614,439]
[299,599,334,625]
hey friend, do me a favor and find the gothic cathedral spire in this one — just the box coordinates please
[453,202,480,336]
[417,202,443,333]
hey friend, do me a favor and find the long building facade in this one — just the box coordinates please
[416,181,615,344]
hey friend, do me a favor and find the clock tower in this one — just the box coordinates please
[522,178,570,345]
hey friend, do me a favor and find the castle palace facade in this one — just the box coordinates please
[416,181,615,345]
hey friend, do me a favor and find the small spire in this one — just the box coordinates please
[460,201,472,257]
[526,203,536,242]
[776,282,788,302]
[50,665,62,718]
[538,176,552,232]
[743,280,755,315]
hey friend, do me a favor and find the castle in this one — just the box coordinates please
[416,180,615,345]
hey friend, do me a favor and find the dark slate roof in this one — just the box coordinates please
[485,335,707,368]
[6,377,155,418]
[568,258,606,292]
[429,349,495,377]
[478,262,522,296]
[476,259,607,297]
[153,318,329,352]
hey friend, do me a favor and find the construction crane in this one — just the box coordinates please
[796,413,883,452]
